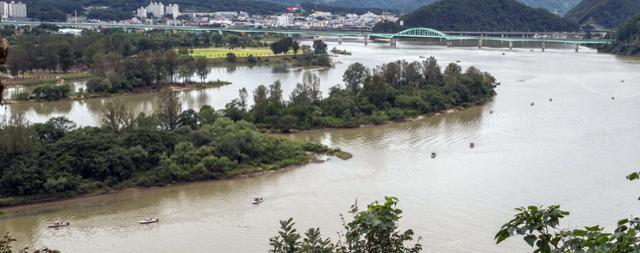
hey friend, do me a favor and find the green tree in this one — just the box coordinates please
[194,57,209,83]
[164,50,179,83]
[496,172,640,252]
[313,40,328,54]
[58,43,74,73]
[269,197,422,253]
[101,101,134,133]
[158,89,182,130]
[178,57,196,83]
[343,63,370,96]
[226,52,237,63]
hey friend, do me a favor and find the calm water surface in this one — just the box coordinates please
[1,42,640,253]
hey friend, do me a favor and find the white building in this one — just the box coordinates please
[136,7,147,19]
[146,2,164,18]
[165,4,179,19]
[276,14,292,27]
[0,2,9,19]
[8,1,26,19]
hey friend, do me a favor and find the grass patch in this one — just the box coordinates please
[189,48,293,58]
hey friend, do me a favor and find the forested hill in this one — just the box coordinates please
[399,0,579,32]
[601,14,640,55]
[263,0,581,14]
[565,0,640,29]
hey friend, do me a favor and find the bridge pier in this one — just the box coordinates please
[447,40,452,47]
[338,35,343,44]
[541,42,545,52]
[478,39,483,49]
[575,44,579,53]
[509,41,513,50]
[364,35,369,45]
[390,38,397,47]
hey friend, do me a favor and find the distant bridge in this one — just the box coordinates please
[1,21,613,50]
[370,27,613,46]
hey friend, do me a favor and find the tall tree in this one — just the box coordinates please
[343,63,370,96]
[194,57,209,83]
[158,89,182,130]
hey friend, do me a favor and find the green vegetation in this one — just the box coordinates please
[565,0,640,29]
[223,58,496,132]
[1,233,58,253]
[600,14,640,56]
[331,47,352,55]
[0,90,342,205]
[190,48,290,58]
[372,20,404,33]
[400,0,579,32]
[496,172,640,252]
[2,28,289,101]
[270,196,422,253]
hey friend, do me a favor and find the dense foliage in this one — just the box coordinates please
[0,91,332,202]
[565,0,640,29]
[224,58,496,132]
[372,20,404,33]
[266,0,580,15]
[270,196,422,253]
[0,233,58,253]
[600,14,640,56]
[399,0,579,32]
[496,172,640,252]
[5,28,265,77]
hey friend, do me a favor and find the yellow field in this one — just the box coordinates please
[189,48,293,58]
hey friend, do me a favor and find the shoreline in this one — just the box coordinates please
[0,149,351,210]
[2,80,232,105]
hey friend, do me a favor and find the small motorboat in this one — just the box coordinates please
[489,110,494,114]
[252,197,264,205]
[470,143,475,149]
[456,60,462,63]
[431,152,437,159]
[139,218,159,224]
[47,221,70,228]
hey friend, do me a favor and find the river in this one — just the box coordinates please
[1,41,640,252]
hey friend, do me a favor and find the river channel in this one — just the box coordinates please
[1,41,640,252]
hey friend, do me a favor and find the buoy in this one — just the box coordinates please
[531,102,535,106]
[489,110,494,114]
[549,98,553,102]
[612,96,615,100]
[431,152,437,159]
[470,143,475,149]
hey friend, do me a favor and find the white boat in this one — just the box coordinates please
[47,221,70,228]
[252,198,264,205]
[139,218,159,224]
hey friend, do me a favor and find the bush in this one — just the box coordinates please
[31,84,71,101]
[371,111,389,125]
[226,52,237,63]
[247,54,258,64]
[13,91,30,100]
[86,78,112,94]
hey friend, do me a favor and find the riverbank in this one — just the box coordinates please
[2,80,232,105]
[0,146,351,208]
